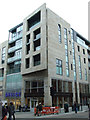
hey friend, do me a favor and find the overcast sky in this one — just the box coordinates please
[0,0,89,44]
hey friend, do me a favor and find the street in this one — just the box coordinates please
[15,110,89,119]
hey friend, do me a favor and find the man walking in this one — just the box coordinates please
[8,102,15,120]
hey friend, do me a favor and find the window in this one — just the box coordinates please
[26,58,30,69]
[33,28,41,51]
[26,34,30,54]
[58,24,61,43]
[56,59,62,75]
[85,69,87,81]
[33,54,40,66]
[78,55,82,79]
[64,28,69,77]
[84,58,86,64]
[0,68,4,77]
[2,47,6,64]
[83,49,85,54]
[71,64,73,70]
[77,46,80,52]
[27,11,41,31]
[69,40,71,44]
[70,51,72,55]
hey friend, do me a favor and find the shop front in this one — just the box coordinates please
[24,80,44,111]
[5,90,21,109]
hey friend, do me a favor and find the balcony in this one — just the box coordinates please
[8,44,22,53]
[8,55,21,63]
[7,66,21,75]
[9,32,22,44]
[29,22,40,31]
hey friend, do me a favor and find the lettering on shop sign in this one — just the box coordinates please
[5,92,21,97]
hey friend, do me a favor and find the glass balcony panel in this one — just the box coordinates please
[8,45,22,54]
[9,31,22,44]
[8,55,21,63]
[29,22,40,31]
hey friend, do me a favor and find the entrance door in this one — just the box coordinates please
[30,97,38,112]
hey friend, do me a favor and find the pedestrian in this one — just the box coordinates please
[35,103,39,116]
[64,102,69,113]
[19,104,21,112]
[1,104,8,120]
[38,103,42,116]
[8,102,15,120]
[74,101,78,113]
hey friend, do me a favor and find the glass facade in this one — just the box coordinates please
[64,28,69,77]
[71,29,76,81]
[6,73,22,90]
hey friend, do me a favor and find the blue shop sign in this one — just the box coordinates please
[5,92,21,97]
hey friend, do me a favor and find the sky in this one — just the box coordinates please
[0,0,89,44]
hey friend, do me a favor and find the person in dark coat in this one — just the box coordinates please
[74,101,78,113]
[64,102,69,113]
[8,102,15,120]
[35,103,39,116]
[38,103,42,116]
[1,104,7,120]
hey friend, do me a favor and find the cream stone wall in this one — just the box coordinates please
[21,3,47,75]
[0,41,8,100]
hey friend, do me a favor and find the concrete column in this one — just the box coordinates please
[72,81,75,103]
[21,78,25,107]
[2,67,7,100]
[77,81,80,104]
[44,77,52,106]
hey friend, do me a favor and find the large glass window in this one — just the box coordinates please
[58,24,61,43]
[71,29,76,81]
[85,69,87,81]
[33,28,41,51]
[2,47,6,64]
[64,28,69,77]
[78,55,82,79]
[56,59,63,75]
[33,54,40,66]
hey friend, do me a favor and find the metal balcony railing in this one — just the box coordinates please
[9,32,22,44]
[8,44,22,53]
[8,55,21,63]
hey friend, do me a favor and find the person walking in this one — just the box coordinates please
[1,104,8,120]
[8,102,15,120]
[74,101,78,113]
[64,102,69,113]
[38,103,42,116]
[35,103,39,116]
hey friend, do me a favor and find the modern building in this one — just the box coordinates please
[0,3,90,111]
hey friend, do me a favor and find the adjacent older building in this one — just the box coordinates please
[0,3,90,110]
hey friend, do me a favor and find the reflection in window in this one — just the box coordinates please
[56,59,62,75]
